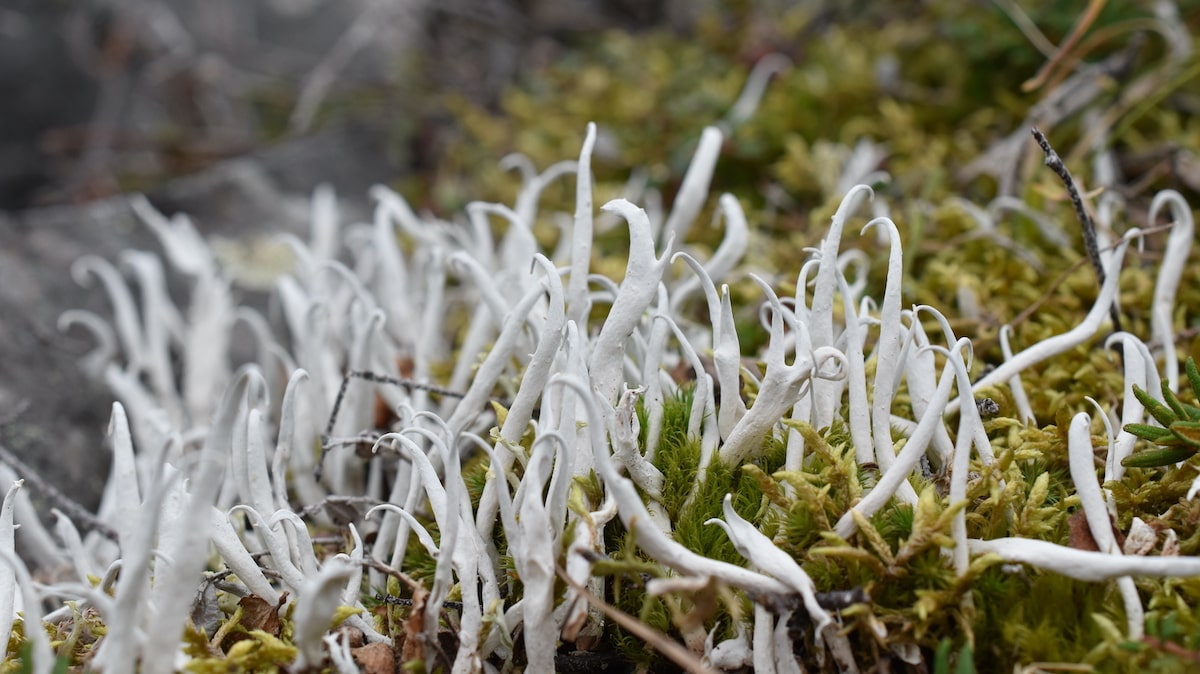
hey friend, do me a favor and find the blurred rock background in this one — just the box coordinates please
[0,0,700,513]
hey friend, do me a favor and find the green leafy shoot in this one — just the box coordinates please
[1122,358,1200,468]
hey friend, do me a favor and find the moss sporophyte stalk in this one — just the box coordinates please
[5,4,1200,672]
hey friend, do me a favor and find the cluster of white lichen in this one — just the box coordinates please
[2,78,1200,671]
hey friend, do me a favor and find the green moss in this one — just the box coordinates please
[401,523,441,589]
[461,451,492,512]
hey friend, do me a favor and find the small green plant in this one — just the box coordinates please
[1123,358,1200,468]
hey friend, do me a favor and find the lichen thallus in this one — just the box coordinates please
[319,368,873,617]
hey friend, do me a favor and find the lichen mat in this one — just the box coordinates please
[5,89,1200,674]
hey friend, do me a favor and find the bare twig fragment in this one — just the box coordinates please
[1031,127,1122,332]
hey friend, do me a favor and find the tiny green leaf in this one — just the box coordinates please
[1162,380,1189,420]
[1181,403,1200,422]
[1120,446,1198,468]
[955,642,976,674]
[1186,357,1200,400]
[1123,423,1174,442]
[934,639,953,674]
[1133,385,1178,427]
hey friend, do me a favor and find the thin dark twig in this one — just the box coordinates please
[0,442,118,541]
[555,563,722,674]
[295,495,384,521]
[321,433,382,448]
[375,593,415,606]
[317,370,469,480]
[1030,127,1122,332]
[359,556,426,593]
[360,556,457,669]
[814,586,871,611]
[345,370,471,402]
[374,593,464,611]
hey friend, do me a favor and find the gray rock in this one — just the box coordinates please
[0,124,399,515]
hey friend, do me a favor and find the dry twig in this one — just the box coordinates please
[555,564,721,674]
[1030,127,1122,333]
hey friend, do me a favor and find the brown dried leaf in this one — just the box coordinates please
[1068,510,1099,552]
[352,642,397,674]
[238,592,287,637]
[1067,511,1126,552]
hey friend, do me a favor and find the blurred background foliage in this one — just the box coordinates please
[420,0,1199,215]
[415,0,1200,414]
